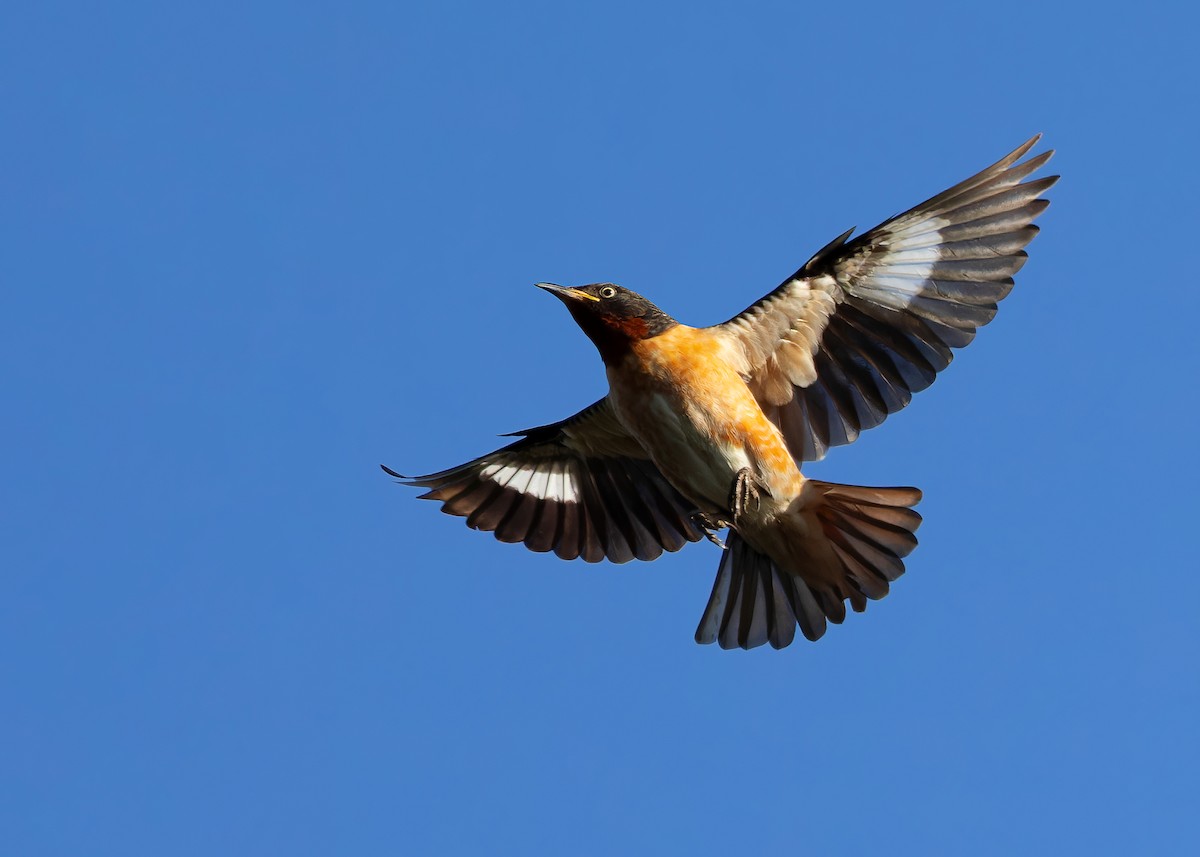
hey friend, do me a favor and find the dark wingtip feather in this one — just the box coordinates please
[382,462,448,487]
[799,226,856,277]
[1000,133,1042,167]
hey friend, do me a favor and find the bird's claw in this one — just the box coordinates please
[692,512,728,549]
[730,468,765,524]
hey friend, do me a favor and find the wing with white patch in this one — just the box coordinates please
[718,135,1057,461]
[386,398,706,563]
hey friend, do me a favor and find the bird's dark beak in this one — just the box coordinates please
[536,282,600,303]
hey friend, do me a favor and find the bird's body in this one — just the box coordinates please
[388,136,1057,649]
[607,325,801,519]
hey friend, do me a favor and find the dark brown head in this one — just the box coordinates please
[537,282,677,364]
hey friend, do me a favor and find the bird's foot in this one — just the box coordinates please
[729,468,765,525]
[692,512,728,549]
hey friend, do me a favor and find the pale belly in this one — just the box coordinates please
[612,387,754,513]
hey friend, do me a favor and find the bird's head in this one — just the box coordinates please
[537,282,677,363]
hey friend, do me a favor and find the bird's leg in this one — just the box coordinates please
[729,468,765,525]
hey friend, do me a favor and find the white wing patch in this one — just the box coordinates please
[525,468,551,500]
[504,464,536,498]
[479,461,578,502]
[838,214,951,311]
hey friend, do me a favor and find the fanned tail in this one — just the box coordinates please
[694,481,922,650]
[694,530,827,649]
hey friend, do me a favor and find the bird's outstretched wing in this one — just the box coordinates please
[716,135,1057,461]
[385,398,706,563]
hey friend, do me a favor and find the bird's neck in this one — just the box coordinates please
[569,307,677,365]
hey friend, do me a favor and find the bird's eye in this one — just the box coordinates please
[599,286,617,299]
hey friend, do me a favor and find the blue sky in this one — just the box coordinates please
[3,1,1197,854]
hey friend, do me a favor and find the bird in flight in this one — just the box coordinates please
[386,136,1056,650]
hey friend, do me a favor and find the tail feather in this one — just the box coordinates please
[694,480,922,650]
[695,532,827,650]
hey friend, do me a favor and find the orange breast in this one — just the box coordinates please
[611,326,803,506]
